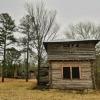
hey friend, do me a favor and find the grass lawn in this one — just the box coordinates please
[0,78,100,100]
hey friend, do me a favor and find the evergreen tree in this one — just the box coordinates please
[19,15,34,82]
[0,13,16,82]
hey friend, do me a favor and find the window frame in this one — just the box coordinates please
[63,67,71,79]
[72,67,80,79]
[62,66,81,80]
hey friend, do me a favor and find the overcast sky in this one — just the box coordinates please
[0,0,100,34]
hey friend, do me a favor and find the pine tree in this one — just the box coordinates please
[0,13,16,82]
[19,15,34,82]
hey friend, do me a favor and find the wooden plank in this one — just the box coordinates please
[52,79,93,89]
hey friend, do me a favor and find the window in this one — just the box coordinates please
[63,67,70,79]
[63,67,80,80]
[76,44,79,47]
[71,44,79,47]
[72,67,80,79]
[63,44,70,48]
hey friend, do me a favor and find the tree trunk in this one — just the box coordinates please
[26,51,29,82]
[2,35,6,82]
[26,32,29,82]
[14,64,17,78]
[2,65,4,82]
[37,51,41,85]
[37,37,41,86]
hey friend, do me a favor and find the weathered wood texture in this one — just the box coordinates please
[50,61,93,89]
[39,67,49,88]
[43,41,98,89]
[47,42,96,60]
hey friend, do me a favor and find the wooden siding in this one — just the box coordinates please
[47,43,96,60]
[43,41,98,89]
[50,61,93,89]
[52,80,92,89]
[39,67,49,88]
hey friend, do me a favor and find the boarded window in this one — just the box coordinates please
[63,67,70,79]
[72,67,80,79]
[71,44,79,47]
[63,44,70,48]
[75,44,79,47]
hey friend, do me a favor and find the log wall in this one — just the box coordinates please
[47,42,96,60]
[50,61,93,89]
[44,42,98,89]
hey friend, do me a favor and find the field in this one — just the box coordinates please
[0,78,100,100]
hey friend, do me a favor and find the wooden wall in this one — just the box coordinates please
[50,61,93,89]
[45,42,97,89]
[47,42,96,60]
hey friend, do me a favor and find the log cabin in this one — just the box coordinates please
[42,39,99,90]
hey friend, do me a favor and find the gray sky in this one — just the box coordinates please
[0,0,100,34]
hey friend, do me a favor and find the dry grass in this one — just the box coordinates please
[0,78,100,100]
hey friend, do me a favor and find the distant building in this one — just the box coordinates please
[40,39,99,89]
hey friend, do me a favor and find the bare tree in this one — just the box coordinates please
[25,1,59,85]
[65,22,100,40]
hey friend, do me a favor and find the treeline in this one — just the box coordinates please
[0,1,59,82]
[0,63,37,79]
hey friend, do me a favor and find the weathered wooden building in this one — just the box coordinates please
[42,39,99,89]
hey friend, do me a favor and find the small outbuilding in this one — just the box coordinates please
[42,39,99,89]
